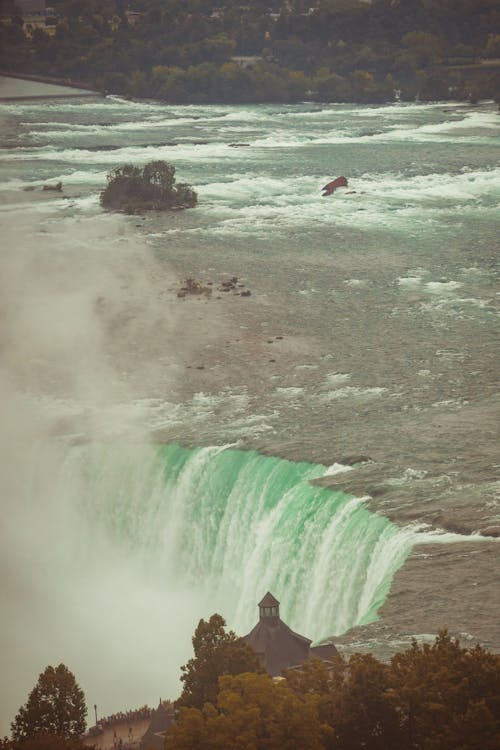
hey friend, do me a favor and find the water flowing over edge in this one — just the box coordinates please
[61,441,478,641]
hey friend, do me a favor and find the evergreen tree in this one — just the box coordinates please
[11,665,87,742]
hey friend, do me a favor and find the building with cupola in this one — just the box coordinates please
[243,592,339,677]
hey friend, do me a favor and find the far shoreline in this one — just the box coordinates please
[0,71,101,100]
[1,70,497,109]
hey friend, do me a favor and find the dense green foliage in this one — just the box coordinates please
[1,0,499,102]
[167,672,326,750]
[166,626,500,750]
[176,613,264,710]
[0,733,93,750]
[10,665,87,742]
[100,160,197,212]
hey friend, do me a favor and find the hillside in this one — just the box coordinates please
[1,2,499,107]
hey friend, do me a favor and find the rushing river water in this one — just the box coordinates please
[0,83,498,728]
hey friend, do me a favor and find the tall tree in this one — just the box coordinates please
[176,613,263,709]
[11,665,87,742]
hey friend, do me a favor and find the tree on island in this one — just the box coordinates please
[10,664,87,743]
[176,613,263,710]
[100,160,197,213]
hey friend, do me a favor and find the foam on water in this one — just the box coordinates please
[316,386,388,403]
[2,96,498,237]
[48,441,494,640]
[275,386,305,398]
[425,280,463,293]
[0,169,106,190]
[1,95,499,731]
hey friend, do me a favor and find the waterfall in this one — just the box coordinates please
[2,437,486,721]
[67,442,425,639]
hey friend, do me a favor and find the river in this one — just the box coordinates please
[0,80,498,729]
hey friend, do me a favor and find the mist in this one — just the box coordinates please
[0,212,216,735]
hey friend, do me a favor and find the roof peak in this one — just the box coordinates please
[258,592,280,608]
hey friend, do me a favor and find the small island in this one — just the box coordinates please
[100,160,197,213]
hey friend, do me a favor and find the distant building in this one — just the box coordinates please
[139,701,174,750]
[243,592,339,677]
[84,703,172,750]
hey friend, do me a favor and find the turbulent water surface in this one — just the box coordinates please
[0,85,498,728]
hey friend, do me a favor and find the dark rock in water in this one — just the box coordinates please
[23,185,36,191]
[42,181,62,191]
[482,526,500,537]
[85,144,121,151]
[219,277,241,293]
[322,176,348,196]
[338,455,372,465]
[228,143,250,147]
[177,278,212,298]
[178,274,250,299]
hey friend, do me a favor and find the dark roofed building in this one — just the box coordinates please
[310,641,340,661]
[243,592,339,677]
[139,701,174,750]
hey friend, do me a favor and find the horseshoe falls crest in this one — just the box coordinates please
[57,441,461,640]
[1,88,499,727]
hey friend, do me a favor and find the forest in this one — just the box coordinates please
[1,617,499,750]
[1,0,499,103]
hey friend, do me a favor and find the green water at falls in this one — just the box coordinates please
[79,443,422,640]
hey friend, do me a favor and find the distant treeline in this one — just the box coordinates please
[1,0,499,103]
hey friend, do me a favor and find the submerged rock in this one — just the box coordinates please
[177,278,212,298]
[42,181,63,191]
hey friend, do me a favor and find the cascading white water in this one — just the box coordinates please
[51,440,468,640]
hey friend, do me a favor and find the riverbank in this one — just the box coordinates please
[0,72,100,100]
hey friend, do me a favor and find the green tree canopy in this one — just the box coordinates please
[0,733,93,750]
[11,665,87,742]
[167,672,325,750]
[388,630,500,750]
[100,160,197,212]
[286,631,500,750]
[176,613,263,710]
